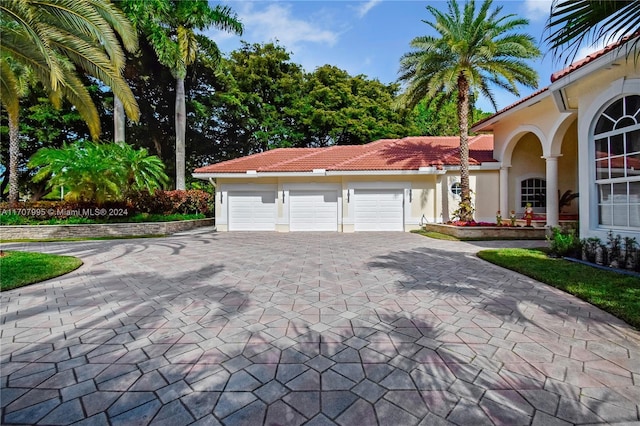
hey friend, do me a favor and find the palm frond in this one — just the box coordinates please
[545,0,640,64]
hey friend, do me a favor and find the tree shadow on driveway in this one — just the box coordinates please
[1,236,639,425]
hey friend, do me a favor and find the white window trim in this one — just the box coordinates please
[592,96,640,231]
[577,78,640,240]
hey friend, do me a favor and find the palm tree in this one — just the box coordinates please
[121,0,243,190]
[0,0,140,203]
[398,0,540,221]
[29,141,168,203]
[545,0,640,63]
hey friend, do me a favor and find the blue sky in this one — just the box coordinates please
[207,1,605,112]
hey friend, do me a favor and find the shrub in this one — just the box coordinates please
[128,190,213,216]
[29,141,168,204]
[581,237,602,263]
[547,226,581,257]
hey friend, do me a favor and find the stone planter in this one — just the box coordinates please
[423,223,546,239]
[0,218,215,240]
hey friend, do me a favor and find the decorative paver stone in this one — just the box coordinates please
[1,233,639,425]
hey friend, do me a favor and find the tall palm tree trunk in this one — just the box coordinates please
[114,96,125,143]
[8,114,20,205]
[457,75,473,222]
[175,77,186,190]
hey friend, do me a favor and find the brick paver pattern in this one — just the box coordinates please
[1,232,639,425]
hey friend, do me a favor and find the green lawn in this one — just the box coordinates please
[0,251,83,291]
[410,229,461,241]
[477,248,640,329]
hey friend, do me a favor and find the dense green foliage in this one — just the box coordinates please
[119,0,243,190]
[0,251,83,291]
[0,0,140,203]
[1,2,495,200]
[398,0,540,221]
[29,142,168,203]
[478,248,640,329]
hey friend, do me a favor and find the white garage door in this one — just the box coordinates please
[289,190,338,231]
[228,191,276,231]
[354,189,404,231]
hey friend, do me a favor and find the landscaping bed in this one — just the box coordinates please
[423,223,546,239]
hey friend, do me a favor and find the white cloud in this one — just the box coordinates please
[356,0,382,18]
[238,3,339,50]
[576,39,608,61]
[524,0,552,22]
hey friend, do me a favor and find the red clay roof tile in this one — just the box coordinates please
[193,135,496,174]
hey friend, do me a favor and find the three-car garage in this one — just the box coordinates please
[222,184,406,232]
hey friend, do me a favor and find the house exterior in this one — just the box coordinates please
[471,36,640,240]
[193,135,500,232]
[194,37,639,237]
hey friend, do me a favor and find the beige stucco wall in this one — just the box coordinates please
[474,47,640,240]
[491,96,561,163]
[558,121,579,215]
[508,133,546,213]
[213,170,500,231]
[474,171,500,222]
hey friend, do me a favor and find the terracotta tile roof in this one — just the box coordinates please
[550,33,640,83]
[193,135,496,174]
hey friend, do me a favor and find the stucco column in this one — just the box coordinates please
[545,156,560,227]
[499,166,509,217]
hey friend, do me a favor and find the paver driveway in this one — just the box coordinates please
[1,231,639,426]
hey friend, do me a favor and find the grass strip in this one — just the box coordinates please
[0,251,83,291]
[477,248,640,329]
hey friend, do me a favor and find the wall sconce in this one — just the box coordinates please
[347,189,350,203]
[282,190,285,203]
[409,190,412,203]
[220,192,223,204]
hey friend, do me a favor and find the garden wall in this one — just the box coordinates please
[424,223,547,239]
[0,218,215,240]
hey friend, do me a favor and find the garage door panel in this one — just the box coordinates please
[354,189,404,231]
[228,191,276,231]
[290,190,338,232]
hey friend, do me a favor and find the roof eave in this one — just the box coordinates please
[193,163,499,180]
[471,89,550,133]
[548,47,629,112]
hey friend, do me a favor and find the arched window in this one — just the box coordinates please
[594,95,640,229]
[521,178,546,208]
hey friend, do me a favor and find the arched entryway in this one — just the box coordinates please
[498,118,578,227]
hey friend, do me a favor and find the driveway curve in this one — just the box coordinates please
[1,232,639,425]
